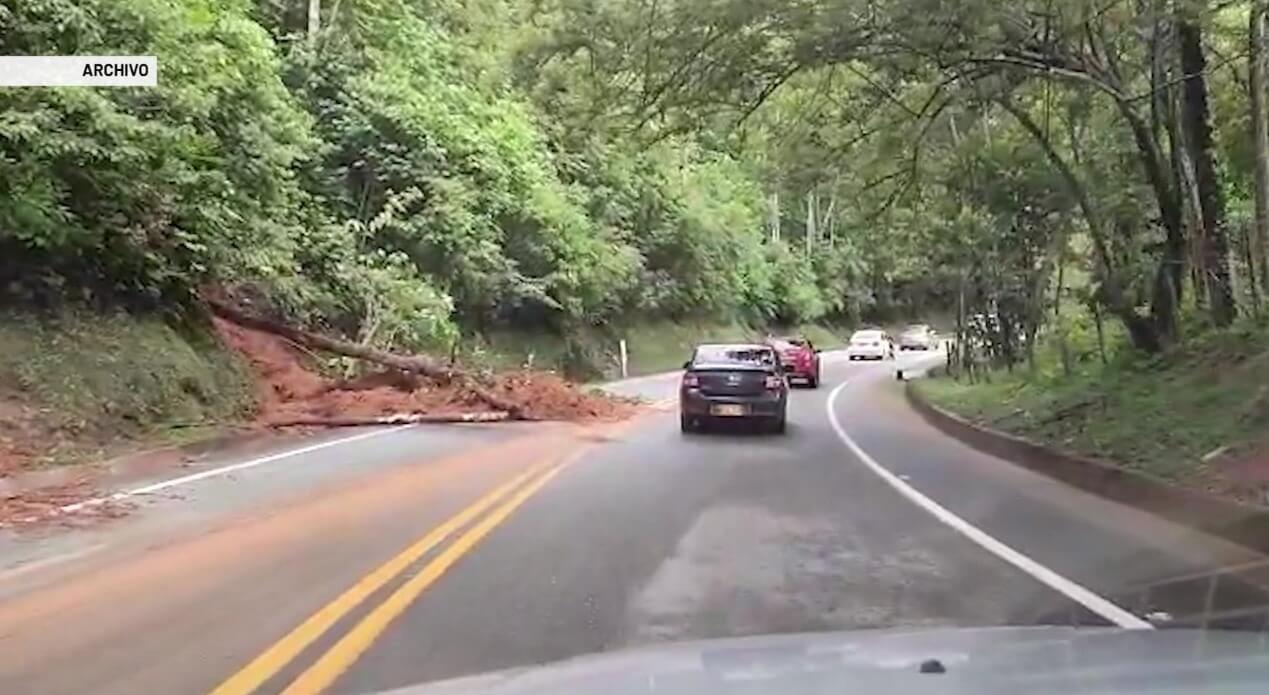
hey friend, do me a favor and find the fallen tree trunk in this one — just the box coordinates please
[264,411,510,428]
[206,299,531,419]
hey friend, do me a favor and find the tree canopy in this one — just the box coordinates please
[3,0,1267,360]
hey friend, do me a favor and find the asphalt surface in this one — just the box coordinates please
[1,352,1266,695]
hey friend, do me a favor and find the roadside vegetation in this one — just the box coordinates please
[0,0,885,349]
[917,320,1269,502]
[5,0,1269,488]
[0,311,254,473]
[469,320,847,381]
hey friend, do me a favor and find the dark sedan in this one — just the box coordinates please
[679,343,788,434]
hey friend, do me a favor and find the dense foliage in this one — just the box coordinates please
[4,0,1269,363]
[0,0,873,351]
[551,0,1269,359]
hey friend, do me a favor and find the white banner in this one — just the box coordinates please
[0,56,157,87]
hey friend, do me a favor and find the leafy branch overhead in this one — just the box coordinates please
[547,0,1267,354]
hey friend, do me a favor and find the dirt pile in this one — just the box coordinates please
[0,319,632,528]
[213,318,635,425]
[0,480,132,529]
[486,371,634,420]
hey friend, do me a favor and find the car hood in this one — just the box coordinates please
[377,627,1269,695]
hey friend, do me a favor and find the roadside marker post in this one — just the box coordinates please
[619,339,629,379]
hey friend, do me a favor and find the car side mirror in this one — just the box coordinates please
[682,360,692,370]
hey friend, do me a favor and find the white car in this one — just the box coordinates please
[846,329,895,361]
[898,324,936,351]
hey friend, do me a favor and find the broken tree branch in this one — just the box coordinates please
[205,298,531,420]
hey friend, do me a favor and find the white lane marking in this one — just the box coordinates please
[0,543,108,582]
[825,379,1153,629]
[57,425,414,514]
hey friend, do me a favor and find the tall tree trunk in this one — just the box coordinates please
[1149,2,1192,330]
[999,96,1166,351]
[1054,237,1072,377]
[1092,299,1108,365]
[1167,70,1208,313]
[770,191,781,243]
[1124,103,1186,341]
[956,274,967,380]
[824,190,837,248]
[1121,11,1188,338]
[805,189,816,255]
[1252,0,1269,299]
[307,0,321,37]
[1243,221,1262,312]
[1178,9,1237,325]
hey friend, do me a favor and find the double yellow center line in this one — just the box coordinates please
[209,459,568,695]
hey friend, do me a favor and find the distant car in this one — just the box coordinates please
[898,324,936,351]
[845,329,894,361]
[680,343,788,434]
[765,335,821,388]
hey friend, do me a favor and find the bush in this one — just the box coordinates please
[0,0,851,349]
[0,0,313,308]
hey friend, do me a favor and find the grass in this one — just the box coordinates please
[467,319,850,382]
[468,328,581,373]
[0,310,255,468]
[624,320,755,376]
[914,320,1269,482]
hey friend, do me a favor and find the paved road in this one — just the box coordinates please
[0,352,1265,695]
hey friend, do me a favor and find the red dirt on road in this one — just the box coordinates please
[212,318,634,425]
[0,480,132,529]
[0,319,632,528]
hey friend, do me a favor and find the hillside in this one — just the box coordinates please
[0,311,254,478]
[916,321,1269,505]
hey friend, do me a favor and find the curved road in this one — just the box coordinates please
[0,352,1265,694]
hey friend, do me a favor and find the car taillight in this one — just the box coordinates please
[682,374,700,388]
[764,375,784,390]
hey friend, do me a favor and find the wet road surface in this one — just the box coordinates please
[1,352,1266,695]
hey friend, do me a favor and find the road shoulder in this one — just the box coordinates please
[830,370,1269,629]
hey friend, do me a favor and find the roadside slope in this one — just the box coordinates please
[916,322,1269,505]
[0,310,254,477]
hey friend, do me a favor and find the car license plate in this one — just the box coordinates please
[711,404,748,417]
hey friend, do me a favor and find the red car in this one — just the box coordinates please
[766,335,822,388]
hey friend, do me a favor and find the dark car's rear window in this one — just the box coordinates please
[693,346,777,367]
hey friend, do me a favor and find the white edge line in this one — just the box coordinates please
[0,543,108,582]
[56,425,414,514]
[600,370,681,389]
[825,379,1153,630]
